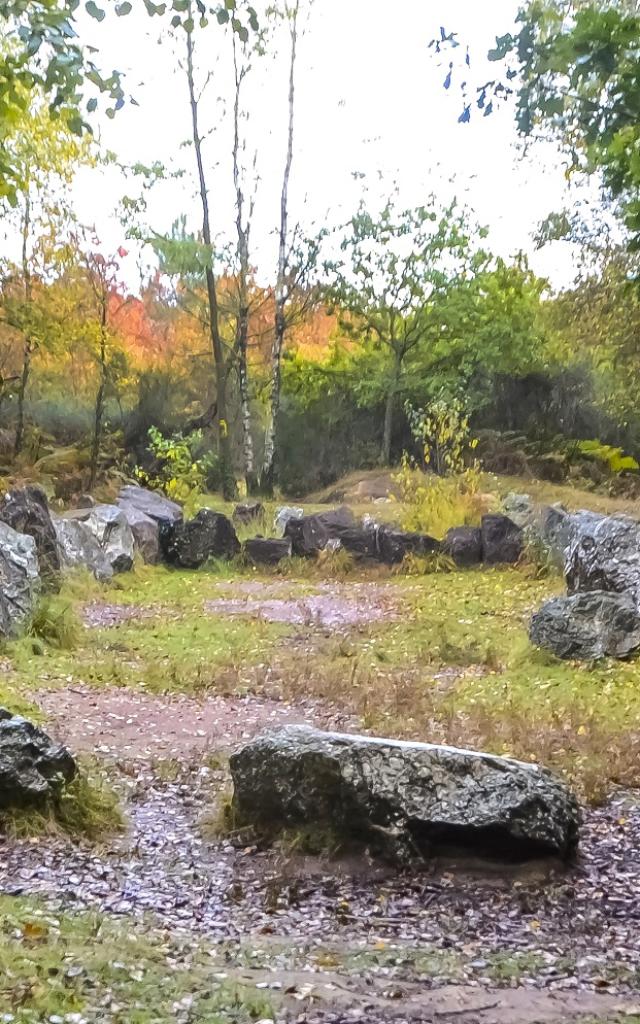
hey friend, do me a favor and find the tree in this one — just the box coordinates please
[327,196,486,465]
[0,99,91,454]
[0,1,258,202]
[261,0,300,495]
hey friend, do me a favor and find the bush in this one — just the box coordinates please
[30,595,80,650]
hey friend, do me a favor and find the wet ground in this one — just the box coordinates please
[2,577,640,1022]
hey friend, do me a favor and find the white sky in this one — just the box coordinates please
[58,1,579,290]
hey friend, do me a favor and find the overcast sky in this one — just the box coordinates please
[64,1,578,290]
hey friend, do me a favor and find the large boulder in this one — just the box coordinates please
[284,506,356,557]
[530,590,640,661]
[53,516,113,582]
[0,523,40,638]
[116,503,160,564]
[0,709,76,808]
[84,505,135,574]
[244,537,292,566]
[230,725,580,864]
[442,526,482,567]
[481,514,524,565]
[376,528,440,566]
[116,485,183,526]
[160,508,240,568]
[563,512,640,605]
[0,485,61,589]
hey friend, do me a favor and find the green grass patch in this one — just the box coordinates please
[0,757,124,841]
[0,896,273,1023]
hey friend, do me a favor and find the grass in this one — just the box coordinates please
[0,757,124,841]
[0,896,273,1024]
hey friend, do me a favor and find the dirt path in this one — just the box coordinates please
[35,687,355,761]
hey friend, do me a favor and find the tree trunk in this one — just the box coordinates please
[381,349,402,466]
[232,36,255,492]
[89,293,107,490]
[261,0,299,495]
[14,192,32,457]
[186,25,235,501]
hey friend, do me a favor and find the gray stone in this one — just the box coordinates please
[230,725,580,864]
[244,537,292,566]
[117,485,183,526]
[85,505,135,573]
[53,516,113,582]
[117,503,159,564]
[0,484,61,589]
[481,514,524,564]
[502,493,535,529]
[530,590,640,661]
[160,508,240,569]
[274,506,304,537]
[0,710,76,808]
[503,493,572,567]
[565,512,640,605]
[442,526,482,566]
[0,522,40,638]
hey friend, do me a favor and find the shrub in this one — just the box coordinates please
[135,426,217,503]
[30,595,80,650]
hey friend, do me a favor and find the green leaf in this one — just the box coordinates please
[216,8,229,24]
[87,96,98,112]
[85,1,106,22]
[115,1,132,13]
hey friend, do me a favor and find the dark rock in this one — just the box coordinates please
[85,505,135,573]
[284,506,356,557]
[564,512,640,605]
[0,522,40,638]
[233,502,265,527]
[334,528,378,560]
[442,526,482,567]
[0,485,61,588]
[530,590,640,661]
[0,710,76,808]
[117,503,159,564]
[53,516,113,582]
[377,528,440,565]
[230,725,580,864]
[481,514,524,564]
[117,485,183,526]
[160,508,240,568]
[244,537,292,566]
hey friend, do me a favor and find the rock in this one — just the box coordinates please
[233,502,265,527]
[530,590,640,660]
[0,523,40,638]
[0,710,76,808]
[160,508,240,568]
[284,506,356,557]
[85,505,135,573]
[274,506,304,537]
[117,503,160,564]
[376,528,440,565]
[442,526,482,567]
[230,725,580,864]
[503,493,572,567]
[244,537,292,566]
[53,516,113,582]
[117,485,183,526]
[481,514,524,564]
[563,512,640,606]
[332,528,378,560]
[0,485,61,589]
